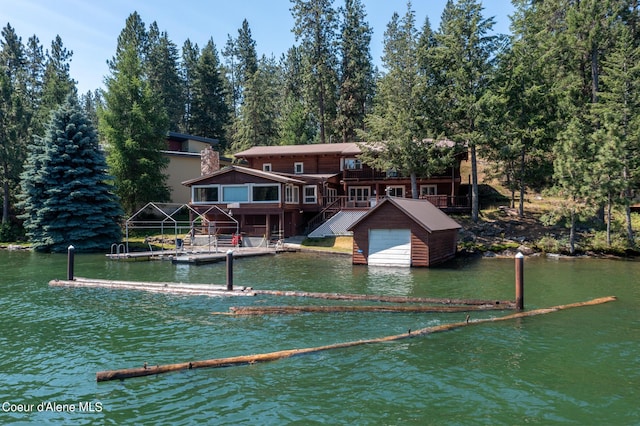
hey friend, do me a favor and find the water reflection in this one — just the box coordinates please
[363,265,413,295]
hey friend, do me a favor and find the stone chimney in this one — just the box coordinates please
[201,146,220,176]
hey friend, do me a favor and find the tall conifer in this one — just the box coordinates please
[18,96,122,252]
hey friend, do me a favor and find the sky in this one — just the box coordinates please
[2,0,514,95]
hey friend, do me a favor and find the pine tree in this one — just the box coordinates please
[485,0,556,216]
[233,55,282,151]
[99,12,170,214]
[180,39,199,133]
[0,24,30,227]
[191,39,230,145]
[147,22,183,131]
[18,95,122,252]
[360,4,453,198]
[335,0,374,142]
[591,24,640,245]
[36,35,76,134]
[291,0,339,143]
[430,0,499,222]
[278,46,316,145]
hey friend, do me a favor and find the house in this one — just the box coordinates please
[182,141,469,240]
[182,165,316,239]
[347,197,461,267]
[234,141,468,210]
[162,132,231,204]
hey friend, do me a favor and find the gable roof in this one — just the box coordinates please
[234,142,362,158]
[348,197,461,233]
[181,165,306,186]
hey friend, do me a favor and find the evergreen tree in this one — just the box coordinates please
[180,39,199,133]
[223,20,260,151]
[191,39,230,145]
[232,55,282,151]
[591,24,640,245]
[147,22,183,131]
[485,0,556,216]
[0,24,30,226]
[18,95,122,252]
[99,12,170,214]
[36,35,76,134]
[430,0,500,222]
[24,35,45,115]
[335,0,374,142]
[360,4,453,198]
[278,46,316,145]
[291,0,340,143]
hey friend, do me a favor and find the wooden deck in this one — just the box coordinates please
[107,246,296,264]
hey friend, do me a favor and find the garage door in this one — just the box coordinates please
[368,229,411,267]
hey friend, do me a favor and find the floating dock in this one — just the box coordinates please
[49,277,255,297]
[107,246,295,264]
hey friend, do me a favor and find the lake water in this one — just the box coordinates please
[0,250,638,425]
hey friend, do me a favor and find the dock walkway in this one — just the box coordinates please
[107,246,298,264]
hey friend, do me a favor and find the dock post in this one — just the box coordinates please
[226,250,233,291]
[67,245,75,281]
[515,252,524,310]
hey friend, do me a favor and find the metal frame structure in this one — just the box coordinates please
[124,203,238,253]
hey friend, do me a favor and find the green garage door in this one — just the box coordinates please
[368,229,411,267]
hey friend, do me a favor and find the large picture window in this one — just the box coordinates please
[252,184,279,202]
[193,186,219,203]
[222,186,249,202]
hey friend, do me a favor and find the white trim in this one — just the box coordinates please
[303,185,317,204]
[294,162,304,174]
[262,163,272,172]
[420,184,437,196]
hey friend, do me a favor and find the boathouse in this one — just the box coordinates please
[348,197,461,267]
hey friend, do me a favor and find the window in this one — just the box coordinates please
[262,163,272,172]
[252,184,279,202]
[192,185,219,203]
[387,186,404,198]
[348,186,370,202]
[325,188,337,204]
[420,185,437,196]
[344,158,362,170]
[303,185,317,204]
[294,162,304,174]
[285,185,299,203]
[222,186,249,202]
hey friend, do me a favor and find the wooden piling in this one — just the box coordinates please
[226,250,233,291]
[96,296,616,382]
[515,252,524,310]
[67,245,75,281]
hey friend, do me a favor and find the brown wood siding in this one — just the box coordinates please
[427,229,458,265]
[247,154,343,175]
[411,229,430,267]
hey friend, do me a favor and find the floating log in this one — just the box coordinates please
[49,277,255,297]
[252,289,513,306]
[218,304,513,315]
[96,296,616,382]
